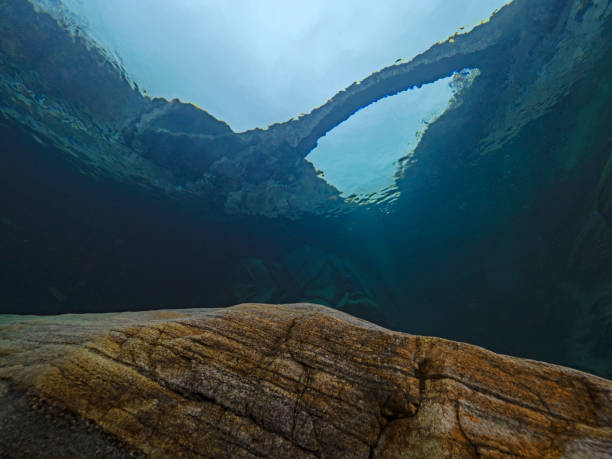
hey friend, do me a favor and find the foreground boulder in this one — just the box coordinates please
[0,303,610,457]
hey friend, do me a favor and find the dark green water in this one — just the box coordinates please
[1,0,612,379]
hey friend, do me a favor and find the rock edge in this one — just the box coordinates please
[0,303,611,457]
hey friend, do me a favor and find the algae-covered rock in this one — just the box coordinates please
[0,303,610,457]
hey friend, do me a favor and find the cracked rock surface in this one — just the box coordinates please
[0,303,610,458]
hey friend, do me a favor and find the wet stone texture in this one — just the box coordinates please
[0,303,610,458]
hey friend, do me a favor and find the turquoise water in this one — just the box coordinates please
[306,75,455,198]
[38,0,508,131]
[1,0,612,380]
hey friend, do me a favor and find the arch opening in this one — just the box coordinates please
[306,69,480,204]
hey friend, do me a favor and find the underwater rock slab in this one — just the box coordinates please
[0,303,610,458]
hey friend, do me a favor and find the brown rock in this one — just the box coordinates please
[0,303,610,458]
